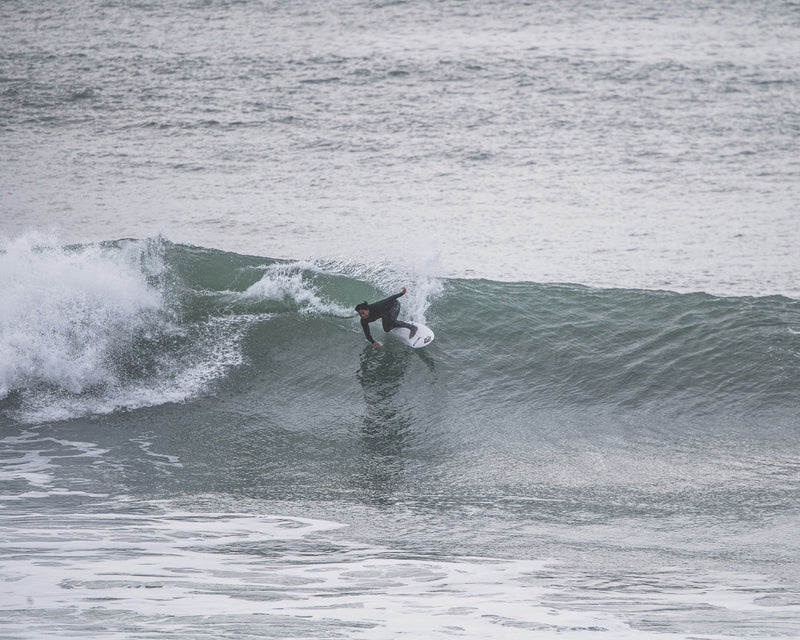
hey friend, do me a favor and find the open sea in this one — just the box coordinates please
[2,1,800,638]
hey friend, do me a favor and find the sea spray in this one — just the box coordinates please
[240,261,354,317]
[0,235,164,398]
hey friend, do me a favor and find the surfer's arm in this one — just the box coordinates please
[360,319,377,345]
[373,287,407,308]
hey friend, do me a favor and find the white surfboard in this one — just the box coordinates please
[390,323,435,348]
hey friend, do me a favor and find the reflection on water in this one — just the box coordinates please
[355,345,414,503]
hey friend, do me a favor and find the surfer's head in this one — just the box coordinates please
[355,302,370,319]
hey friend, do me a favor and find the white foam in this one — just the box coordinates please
[14,314,249,424]
[0,233,163,399]
[0,431,109,502]
[241,261,355,316]
[1,500,798,639]
[0,235,251,423]
[241,261,353,318]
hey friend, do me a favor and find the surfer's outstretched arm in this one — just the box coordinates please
[372,287,406,308]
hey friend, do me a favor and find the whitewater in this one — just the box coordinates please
[2,0,800,638]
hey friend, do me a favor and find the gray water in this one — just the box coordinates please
[2,0,798,293]
[2,1,800,638]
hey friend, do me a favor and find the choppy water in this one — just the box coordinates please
[2,0,800,638]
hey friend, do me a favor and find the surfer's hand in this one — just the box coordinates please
[400,286,406,295]
[373,341,382,348]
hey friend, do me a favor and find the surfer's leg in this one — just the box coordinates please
[382,301,416,336]
[381,301,401,331]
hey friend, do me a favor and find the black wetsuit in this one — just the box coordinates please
[360,291,415,344]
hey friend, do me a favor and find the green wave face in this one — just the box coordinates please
[2,237,798,426]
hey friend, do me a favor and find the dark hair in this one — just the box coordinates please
[355,301,369,312]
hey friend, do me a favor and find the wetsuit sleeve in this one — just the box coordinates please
[361,318,375,344]
[372,291,404,310]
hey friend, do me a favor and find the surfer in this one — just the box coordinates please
[356,287,417,348]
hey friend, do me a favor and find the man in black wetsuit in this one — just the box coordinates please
[355,286,417,348]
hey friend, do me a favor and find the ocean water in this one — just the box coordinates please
[2,1,800,638]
